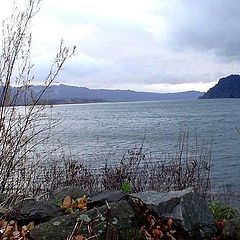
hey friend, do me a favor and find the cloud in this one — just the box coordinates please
[1,0,240,92]
[164,0,240,60]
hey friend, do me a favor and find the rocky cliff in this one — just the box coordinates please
[201,74,240,99]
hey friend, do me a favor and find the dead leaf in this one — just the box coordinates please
[74,235,86,240]
[27,221,35,231]
[168,218,173,227]
[72,199,78,208]
[153,227,163,237]
[3,225,14,237]
[21,225,28,238]
[62,195,72,208]
[12,229,21,238]
[77,195,87,211]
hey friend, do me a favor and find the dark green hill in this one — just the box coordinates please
[201,74,240,99]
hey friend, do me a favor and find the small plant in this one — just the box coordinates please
[209,202,239,221]
[121,181,132,194]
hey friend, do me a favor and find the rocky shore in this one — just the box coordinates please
[0,187,239,239]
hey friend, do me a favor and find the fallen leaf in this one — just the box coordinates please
[12,229,21,238]
[77,195,87,211]
[3,225,14,237]
[74,235,86,240]
[27,221,35,231]
[62,195,72,208]
[153,227,163,237]
[168,218,173,227]
[72,199,78,208]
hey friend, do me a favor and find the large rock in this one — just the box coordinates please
[29,188,219,239]
[29,200,145,240]
[132,188,217,239]
[49,186,87,202]
[12,198,62,225]
[88,190,128,208]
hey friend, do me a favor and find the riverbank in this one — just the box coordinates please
[1,187,240,239]
[0,187,226,240]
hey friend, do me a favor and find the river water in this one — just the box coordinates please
[44,99,240,189]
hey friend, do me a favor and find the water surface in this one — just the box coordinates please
[47,99,240,187]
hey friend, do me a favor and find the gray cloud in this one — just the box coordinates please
[23,0,240,91]
[164,0,240,60]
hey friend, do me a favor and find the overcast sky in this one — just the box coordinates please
[1,0,240,93]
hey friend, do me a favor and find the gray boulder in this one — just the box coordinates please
[28,188,219,239]
[49,186,87,202]
[12,198,62,224]
[132,188,217,239]
[29,200,145,240]
[88,190,127,208]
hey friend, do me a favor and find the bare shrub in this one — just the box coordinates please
[0,0,75,195]
[147,132,212,195]
[27,130,212,198]
[101,130,212,196]
[24,156,99,197]
[101,147,146,192]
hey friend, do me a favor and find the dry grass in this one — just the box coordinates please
[0,0,74,199]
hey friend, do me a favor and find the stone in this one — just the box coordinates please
[49,186,87,203]
[27,188,220,239]
[11,198,62,225]
[88,190,128,209]
[29,200,145,240]
[221,217,240,240]
[132,188,217,239]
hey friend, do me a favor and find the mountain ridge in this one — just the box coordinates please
[1,85,203,106]
[32,84,203,104]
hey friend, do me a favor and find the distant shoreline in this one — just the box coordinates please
[15,97,240,107]
[17,98,202,107]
